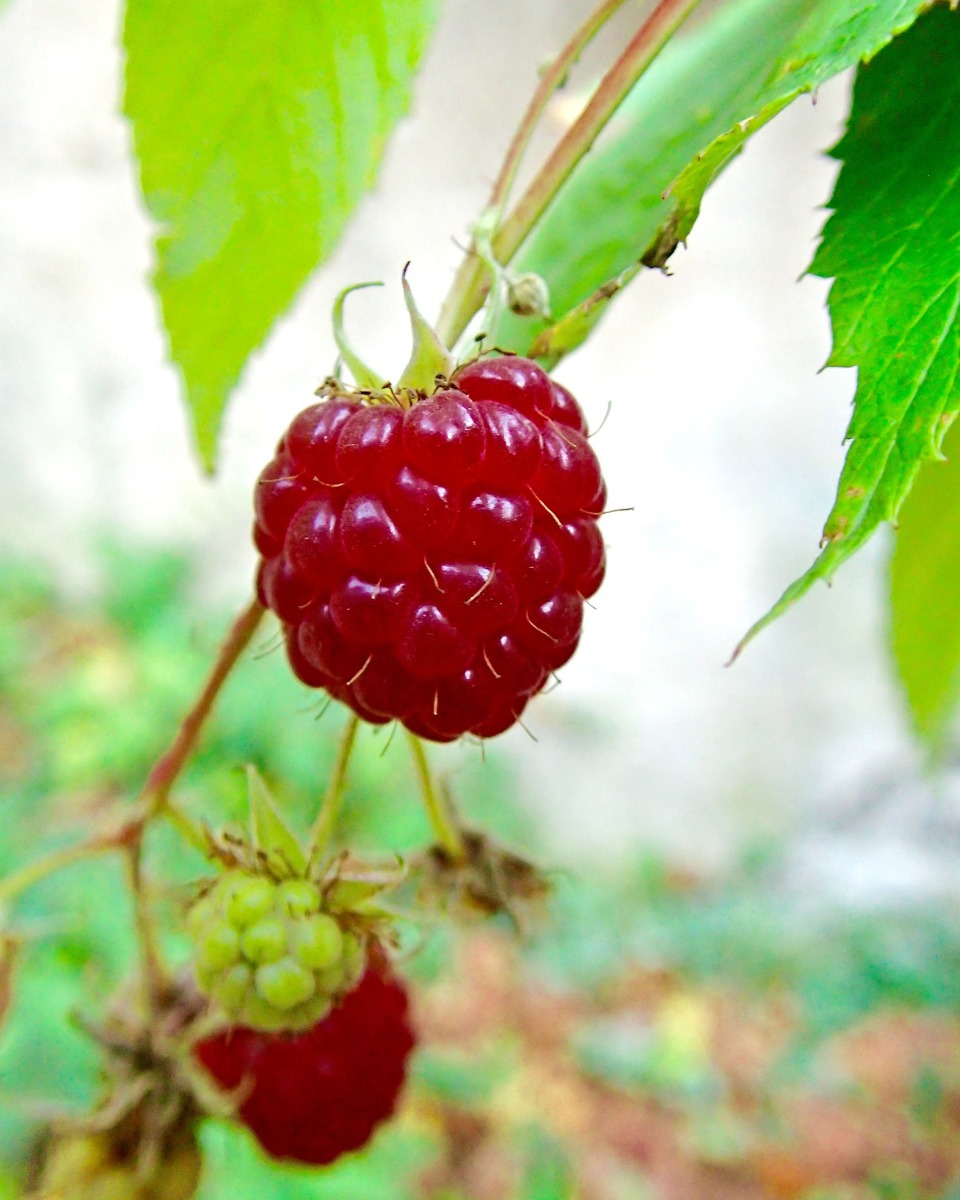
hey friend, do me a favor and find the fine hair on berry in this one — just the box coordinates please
[254,356,606,742]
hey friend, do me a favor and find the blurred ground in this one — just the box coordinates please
[0,0,957,895]
[3,556,960,1198]
[411,931,960,1200]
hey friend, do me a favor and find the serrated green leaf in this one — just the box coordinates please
[247,765,307,876]
[124,0,438,471]
[737,5,960,656]
[489,0,930,358]
[660,0,931,259]
[890,420,960,754]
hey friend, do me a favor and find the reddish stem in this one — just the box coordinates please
[127,594,265,1009]
[487,0,633,215]
[497,0,701,264]
[140,597,265,814]
[436,0,703,348]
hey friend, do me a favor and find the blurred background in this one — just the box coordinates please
[3,1,960,1197]
[1,0,950,894]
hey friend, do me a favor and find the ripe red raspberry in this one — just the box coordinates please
[254,355,606,742]
[193,952,415,1165]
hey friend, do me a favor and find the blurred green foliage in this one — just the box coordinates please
[2,550,960,1197]
[123,0,440,470]
[537,856,960,1038]
[0,548,513,1191]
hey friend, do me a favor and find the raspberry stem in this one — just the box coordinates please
[140,597,265,821]
[160,797,210,854]
[435,0,704,350]
[0,796,204,907]
[406,733,465,860]
[486,0,632,219]
[307,713,361,866]
[124,836,168,1021]
[11,590,263,901]
[108,596,264,1015]
[0,837,117,907]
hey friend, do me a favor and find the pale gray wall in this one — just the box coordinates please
[2,0,953,897]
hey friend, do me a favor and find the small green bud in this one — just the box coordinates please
[186,895,216,937]
[240,917,288,964]
[196,921,241,971]
[223,876,275,928]
[189,865,379,1031]
[292,913,343,971]
[256,958,316,1011]
[340,932,366,989]
[217,962,254,1011]
[275,879,321,918]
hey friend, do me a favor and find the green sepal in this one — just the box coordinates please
[397,266,454,391]
[324,858,407,911]
[246,766,307,877]
[332,282,388,390]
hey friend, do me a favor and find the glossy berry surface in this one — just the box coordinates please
[194,952,415,1165]
[254,356,606,742]
[187,871,365,1032]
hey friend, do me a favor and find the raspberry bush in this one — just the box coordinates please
[255,356,605,742]
[3,1,958,1197]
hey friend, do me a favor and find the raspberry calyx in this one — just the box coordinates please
[254,354,607,743]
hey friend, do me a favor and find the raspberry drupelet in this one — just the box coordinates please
[194,949,414,1165]
[254,355,606,742]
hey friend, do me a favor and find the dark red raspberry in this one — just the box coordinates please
[194,952,415,1165]
[253,356,606,742]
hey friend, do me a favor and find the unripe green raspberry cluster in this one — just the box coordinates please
[188,870,365,1031]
